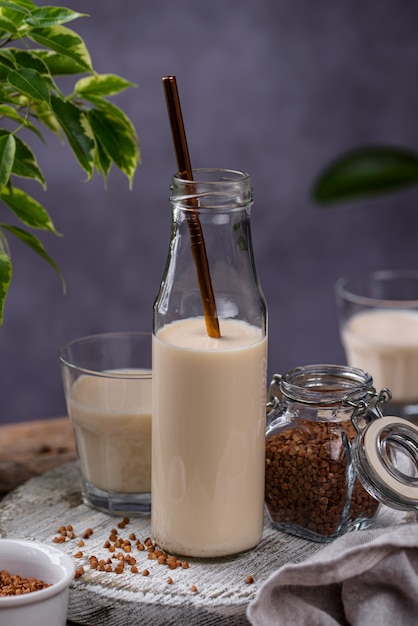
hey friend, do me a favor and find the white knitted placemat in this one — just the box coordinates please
[0,462,412,625]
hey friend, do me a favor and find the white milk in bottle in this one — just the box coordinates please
[152,317,267,557]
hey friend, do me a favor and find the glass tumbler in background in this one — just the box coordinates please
[60,331,152,515]
[335,270,418,422]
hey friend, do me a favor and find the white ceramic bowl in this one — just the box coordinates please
[0,538,75,626]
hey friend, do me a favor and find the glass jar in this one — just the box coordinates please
[265,364,418,542]
[152,168,267,558]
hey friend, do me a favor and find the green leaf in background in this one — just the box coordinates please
[29,25,93,72]
[88,107,139,188]
[35,49,86,75]
[81,95,140,171]
[0,4,28,28]
[0,237,12,325]
[51,95,95,177]
[94,137,112,180]
[1,186,58,232]
[0,49,17,70]
[13,49,49,74]
[0,133,15,190]
[0,84,20,106]
[25,6,87,27]
[313,146,418,204]
[7,67,51,104]
[1,222,64,289]
[74,74,136,98]
[83,95,139,147]
[31,99,61,134]
[0,131,46,185]
[0,1,32,14]
[0,14,20,34]
[0,104,44,139]
[12,139,46,184]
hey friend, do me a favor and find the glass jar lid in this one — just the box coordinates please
[352,415,418,510]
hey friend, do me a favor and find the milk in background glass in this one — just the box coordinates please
[336,270,418,420]
[68,369,152,493]
[342,309,418,404]
[152,317,267,558]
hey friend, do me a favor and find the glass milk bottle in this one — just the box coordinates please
[152,168,267,557]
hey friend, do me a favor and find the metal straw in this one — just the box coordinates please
[162,75,220,338]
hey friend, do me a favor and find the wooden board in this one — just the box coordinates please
[0,418,76,497]
[0,462,412,626]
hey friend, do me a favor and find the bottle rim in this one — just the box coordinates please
[170,168,252,210]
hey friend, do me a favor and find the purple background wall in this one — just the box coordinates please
[1,0,418,423]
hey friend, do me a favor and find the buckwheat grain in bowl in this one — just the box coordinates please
[0,538,75,626]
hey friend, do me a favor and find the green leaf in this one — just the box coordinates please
[13,48,49,73]
[28,25,93,72]
[1,223,64,292]
[313,146,418,204]
[0,130,46,185]
[88,108,139,187]
[0,1,32,14]
[79,95,140,170]
[35,49,86,75]
[1,186,58,232]
[0,3,27,28]
[0,133,15,190]
[83,95,139,142]
[0,50,16,80]
[9,50,63,96]
[0,48,17,70]
[25,6,87,27]
[0,14,20,34]
[7,67,51,103]
[94,138,112,180]
[31,100,61,134]
[0,84,21,105]
[74,74,136,98]
[51,95,95,177]
[11,140,46,185]
[0,234,12,325]
[0,104,43,139]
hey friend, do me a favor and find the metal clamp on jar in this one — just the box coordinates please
[265,364,418,542]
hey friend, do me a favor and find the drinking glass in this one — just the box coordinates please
[60,331,152,515]
[335,270,418,421]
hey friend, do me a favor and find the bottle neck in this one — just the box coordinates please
[154,168,266,334]
[170,168,252,211]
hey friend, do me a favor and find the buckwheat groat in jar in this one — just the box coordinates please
[265,364,382,542]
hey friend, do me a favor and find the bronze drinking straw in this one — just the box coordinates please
[162,75,220,338]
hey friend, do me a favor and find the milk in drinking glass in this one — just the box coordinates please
[68,369,152,493]
[341,309,418,404]
[336,270,418,419]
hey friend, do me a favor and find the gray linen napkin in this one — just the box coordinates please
[247,523,418,626]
